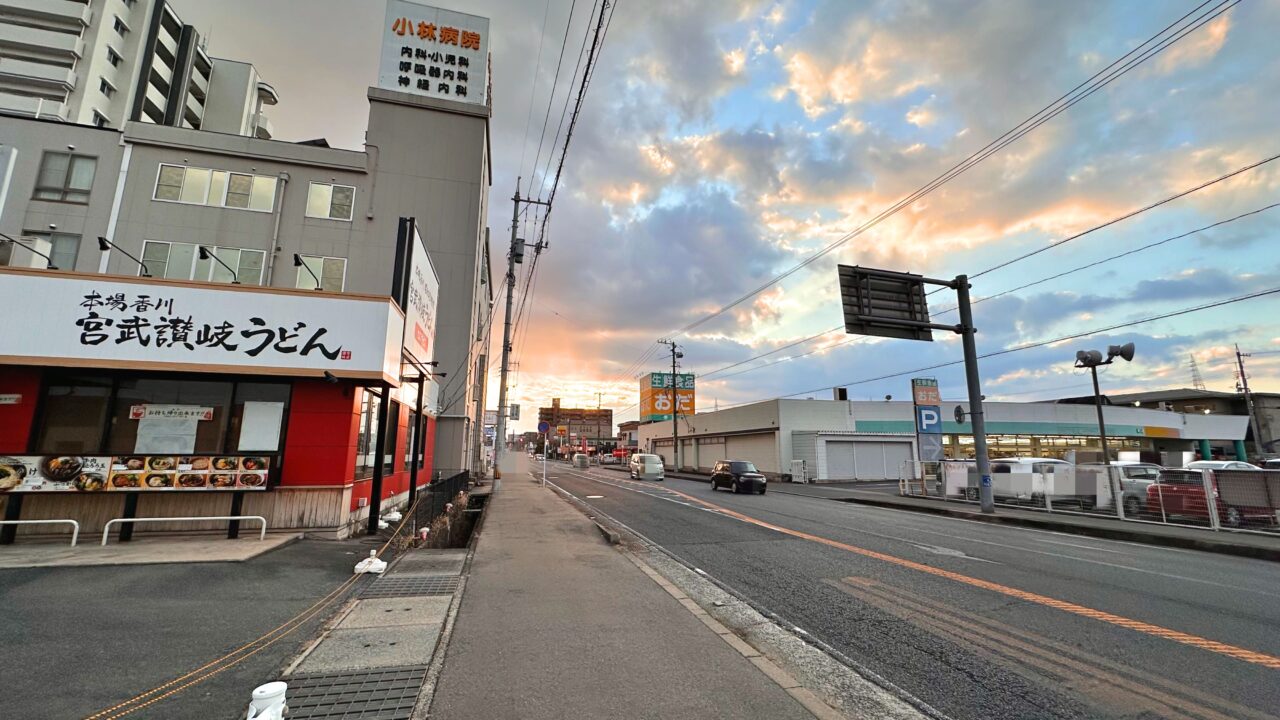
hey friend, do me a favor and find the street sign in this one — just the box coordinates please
[918,433,945,462]
[911,377,941,405]
[537,420,550,434]
[509,403,520,421]
[915,405,942,434]
[556,425,568,437]
[838,265,934,342]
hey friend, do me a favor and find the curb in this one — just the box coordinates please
[816,493,1280,562]
[592,520,621,545]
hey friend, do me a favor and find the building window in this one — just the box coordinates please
[140,240,265,285]
[122,0,137,8]
[91,110,109,128]
[355,390,381,480]
[294,255,346,292]
[113,15,129,36]
[305,182,355,221]
[99,78,116,98]
[11,231,81,270]
[107,46,122,67]
[153,163,276,212]
[33,152,97,203]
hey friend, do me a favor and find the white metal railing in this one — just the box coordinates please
[101,515,267,545]
[0,519,80,546]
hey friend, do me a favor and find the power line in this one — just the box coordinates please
[530,0,584,191]
[698,174,1280,384]
[638,0,1238,350]
[517,0,553,183]
[716,283,1280,410]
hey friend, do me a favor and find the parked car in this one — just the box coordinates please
[709,460,767,494]
[1184,460,1262,470]
[1263,459,1280,470]
[629,453,664,481]
[1081,461,1164,516]
[599,454,620,465]
[534,453,545,461]
[1146,468,1274,527]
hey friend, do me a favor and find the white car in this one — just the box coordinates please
[629,453,664,481]
[1184,460,1261,471]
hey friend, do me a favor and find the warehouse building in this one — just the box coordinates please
[637,398,1250,482]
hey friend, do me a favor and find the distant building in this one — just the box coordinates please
[538,398,613,448]
[617,419,641,449]
[1057,388,1280,455]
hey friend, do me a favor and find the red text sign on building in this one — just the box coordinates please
[911,377,941,406]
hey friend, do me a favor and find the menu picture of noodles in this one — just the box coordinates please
[4,455,270,492]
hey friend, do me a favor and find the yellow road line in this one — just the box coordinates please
[615,478,1280,671]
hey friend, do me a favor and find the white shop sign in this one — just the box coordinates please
[379,0,489,106]
[0,269,404,384]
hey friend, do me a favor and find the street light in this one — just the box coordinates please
[0,232,57,269]
[197,246,239,284]
[98,236,150,277]
[1074,342,1136,462]
[293,253,321,289]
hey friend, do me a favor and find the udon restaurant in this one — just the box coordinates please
[0,259,439,542]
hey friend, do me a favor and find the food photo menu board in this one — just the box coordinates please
[0,455,271,493]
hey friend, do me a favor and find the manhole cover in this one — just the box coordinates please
[361,575,460,598]
[285,665,427,719]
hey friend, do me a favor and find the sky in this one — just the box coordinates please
[180,0,1280,435]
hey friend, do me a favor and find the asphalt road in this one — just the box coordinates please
[0,538,365,719]
[547,462,1280,720]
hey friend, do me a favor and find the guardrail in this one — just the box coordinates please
[0,519,80,546]
[102,515,267,546]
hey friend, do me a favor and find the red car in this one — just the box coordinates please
[1145,469,1276,528]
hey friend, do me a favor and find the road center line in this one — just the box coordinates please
[558,467,1280,670]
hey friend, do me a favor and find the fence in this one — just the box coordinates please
[410,469,470,536]
[898,461,1280,535]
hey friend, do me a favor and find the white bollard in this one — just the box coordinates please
[246,681,288,720]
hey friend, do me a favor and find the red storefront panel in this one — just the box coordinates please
[0,368,42,454]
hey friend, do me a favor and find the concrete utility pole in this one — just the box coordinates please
[493,178,549,487]
[955,276,994,514]
[1235,344,1265,458]
[662,340,682,471]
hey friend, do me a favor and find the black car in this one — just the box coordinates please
[709,460,767,494]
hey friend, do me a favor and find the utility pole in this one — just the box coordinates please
[493,178,549,487]
[1236,344,1265,459]
[661,340,682,471]
[955,276,994,514]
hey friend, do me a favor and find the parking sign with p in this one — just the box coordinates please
[915,405,942,434]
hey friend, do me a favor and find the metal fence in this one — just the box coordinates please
[898,461,1280,535]
[411,469,470,535]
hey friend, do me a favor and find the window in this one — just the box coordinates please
[34,375,112,453]
[152,163,277,212]
[14,231,80,270]
[99,78,116,98]
[140,240,265,285]
[113,15,128,36]
[91,110,109,128]
[295,255,346,292]
[384,401,400,473]
[355,390,381,480]
[305,182,356,221]
[33,152,96,203]
[107,46,122,67]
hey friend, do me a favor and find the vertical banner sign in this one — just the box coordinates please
[393,218,440,375]
[639,372,695,422]
[380,0,489,106]
[911,378,944,462]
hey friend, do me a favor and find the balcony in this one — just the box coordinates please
[0,22,84,60]
[0,57,75,90]
[0,91,68,120]
[0,0,91,28]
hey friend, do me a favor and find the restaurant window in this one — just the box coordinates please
[305,182,355,221]
[107,378,234,454]
[141,240,265,285]
[405,410,424,470]
[384,401,400,474]
[34,152,97,203]
[295,255,346,292]
[225,383,290,452]
[355,389,381,480]
[34,375,113,453]
[153,163,276,212]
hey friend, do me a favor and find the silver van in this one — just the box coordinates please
[629,453,665,481]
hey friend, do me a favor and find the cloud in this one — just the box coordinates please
[1155,13,1232,74]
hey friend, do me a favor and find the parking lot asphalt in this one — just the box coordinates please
[549,463,1280,720]
[0,537,363,719]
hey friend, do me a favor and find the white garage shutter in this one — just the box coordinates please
[854,443,887,479]
[882,443,913,481]
[826,442,856,479]
[725,433,779,475]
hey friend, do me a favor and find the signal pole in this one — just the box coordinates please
[1235,344,1265,459]
[493,178,549,487]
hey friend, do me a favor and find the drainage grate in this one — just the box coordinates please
[361,575,460,598]
[285,665,427,720]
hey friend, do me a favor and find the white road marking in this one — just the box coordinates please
[586,495,604,499]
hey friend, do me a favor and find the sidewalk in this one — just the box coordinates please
[428,475,822,720]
